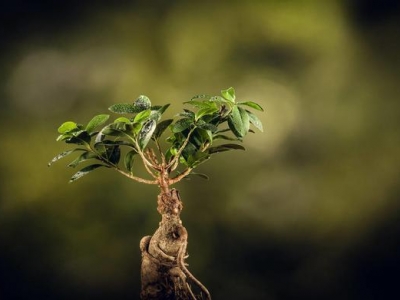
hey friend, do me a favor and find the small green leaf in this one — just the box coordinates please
[171,118,192,133]
[178,109,195,119]
[186,151,210,168]
[86,114,110,133]
[107,146,121,164]
[133,95,151,111]
[154,119,173,139]
[48,149,85,166]
[195,106,219,121]
[246,110,263,132]
[108,103,137,114]
[138,119,156,149]
[58,121,78,134]
[134,109,151,123]
[238,101,264,111]
[208,143,245,154]
[114,117,131,123]
[221,87,236,103]
[69,164,106,183]
[124,150,137,172]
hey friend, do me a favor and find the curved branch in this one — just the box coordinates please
[115,168,158,185]
[168,168,193,185]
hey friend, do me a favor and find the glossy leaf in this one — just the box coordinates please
[238,106,250,134]
[124,150,137,172]
[133,109,151,123]
[86,114,110,133]
[69,164,106,183]
[238,101,264,111]
[221,87,236,103]
[107,146,121,164]
[228,106,246,138]
[178,109,195,119]
[186,151,210,168]
[114,117,131,123]
[171,118,192,133]
[246,110,264,132]
[133,95,151,111]
[208,143,245,154]
[154,119,173,139]
[195,106,219,121]
[108,103,137,114]
[58,121,78,134]
[138,119,156,149]
[213,134,238,141]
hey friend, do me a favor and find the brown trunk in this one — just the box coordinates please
[140,188,211,300]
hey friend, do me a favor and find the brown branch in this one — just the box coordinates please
[168,168,193,185]
[115,168,158,185]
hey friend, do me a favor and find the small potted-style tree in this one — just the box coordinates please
[49,87,263,299]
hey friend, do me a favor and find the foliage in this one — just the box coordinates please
[49,87,263,186]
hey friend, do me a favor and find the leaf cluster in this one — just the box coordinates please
[49,88,263,185]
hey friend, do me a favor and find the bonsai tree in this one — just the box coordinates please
[49,87,263,300]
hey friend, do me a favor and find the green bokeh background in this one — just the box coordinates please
[1,1,399,299]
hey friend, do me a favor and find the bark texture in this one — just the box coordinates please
[140,188,211,300]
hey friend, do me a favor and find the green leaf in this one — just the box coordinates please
[124,150,137,172]
[228,106,246,138]
[107,146,121,164]
[108,103,137,114]
[195,106,219,121]
[186,151,210,168]
[184,100,216,109]
[246,110,264,132]
[171,118,192,133]
[69,164,106,183]
[138,119,156,149]
[196,121,218,132]
[133,109,151,123]
[154,119,173,139]
[86,114,110,133]
[213,134,238,141]
[238,106,250,134]
[48,149,85,166]
[58,121,78,134]
[68,151,98,168]
[152,103,170,115]
[208,143,245,154]
[221,87,236,103]
[114,117,131,123]
[133,95,151,111]
[178,109,195,119]
[66,131,91,145]
[238,101,264,111]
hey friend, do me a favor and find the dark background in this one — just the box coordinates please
[1,1,400,299]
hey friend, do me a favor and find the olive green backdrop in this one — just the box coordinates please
[1,1,399,299]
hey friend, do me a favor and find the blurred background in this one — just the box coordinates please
[1,0,399,299]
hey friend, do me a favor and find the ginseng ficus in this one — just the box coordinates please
[49,87,264,300]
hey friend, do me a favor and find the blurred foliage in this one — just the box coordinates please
[1,1,400,299]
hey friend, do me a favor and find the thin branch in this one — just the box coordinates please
[155,139,166,166]
[168,168,193,185]
[115,168,158,185]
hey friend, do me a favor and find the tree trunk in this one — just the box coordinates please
[140,188,211,300]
